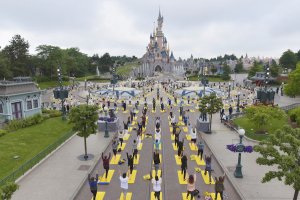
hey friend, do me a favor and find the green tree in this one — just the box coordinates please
[296,50,300,61]
[248,61,263,78]
[234,61,244,73]
[210,66,217,75]
[69,105,98,159]
[279,49,297,70]
[270,59,280,77]
[254,126,300,200]
[199,93,223,132]
[245,105,286,132]
[99,53,114,73]
[284,62,300,96]
[0,182,19,200]
[0,51,12,79]
[2,35,30,76]
[222,63,231,80]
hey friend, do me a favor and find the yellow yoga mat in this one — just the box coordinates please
[183,127,188,132]
[178,121,185,126]
[172,143,178,151]
[99,170,114,183]
[174,155,182,165]
[171,134,175,140]
[133,154,140,165]
[189,143,198,151]
[131,121,136,126]
[91,191,105,200]
[182,193,193,200]
[195,156,205,166]
[160,109,166,113]
[128,127,133,132]
[152,169,162,177]
[151,192,162,200]
[177,170,188,184]
[152,109,156,113]
[118,143,126,150]
[153,154,162,164]
[186,135,191,140]
[137,143,143,150]
[190,109,195,112]
[179,116,182,121]
[120,192,132,200]
[142,127,147,132]
[128,170,137,184]
[123,134,130,141]
[153,143,162,150]
[110,154,121,165]
[201,171,215,185]
[170,127,173,133]
[123,110,128,114]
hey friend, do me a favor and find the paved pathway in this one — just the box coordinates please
[75,84,240,200]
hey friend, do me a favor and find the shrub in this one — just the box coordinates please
[288,107,300,125]
[0,129,7,137]
[42,109,62,118]
[5,114,45,132]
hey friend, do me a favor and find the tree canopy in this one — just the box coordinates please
[254,126,300,200]
[279,49,298,70]
[248,61,263,78]
[284,62,300,96]
[222,63,231,80]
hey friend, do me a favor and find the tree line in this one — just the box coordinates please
[0,35,137,80]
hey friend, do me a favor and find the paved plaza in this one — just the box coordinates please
[12,77,300,200]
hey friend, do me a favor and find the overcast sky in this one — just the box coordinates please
[0,0,299,59]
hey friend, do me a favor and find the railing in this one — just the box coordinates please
[280,103,300,111]
[0,130,75,186]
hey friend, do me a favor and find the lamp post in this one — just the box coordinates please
[86,89,90,105]
[236,92,240,113]
[228,83,231,99]
[53,65,68,120]
[234,128,245,178]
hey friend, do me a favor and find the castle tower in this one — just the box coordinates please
[156,9,164,49]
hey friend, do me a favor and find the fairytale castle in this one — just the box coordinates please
[133,10,193,77]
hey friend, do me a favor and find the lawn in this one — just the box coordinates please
[116,62,139,77]
[37,81,70,90]
[188,75,230,82]
[233,117,289,141]
[0,117,72,180]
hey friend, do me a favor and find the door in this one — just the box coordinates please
[11,102,22,119]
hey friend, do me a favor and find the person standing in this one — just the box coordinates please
[154,139,161,152]
[177,138,184,157]
[141,114,146,129]
[220,108,225,122]
[153,151,161,176]
[153,98,156,111]
[150,171,162,200]
[229,105,233,116]
[204,154,213,183]
[112,139,119,157]
[118,131,124,148]
[160,102,165,111]
[88,173,99,200]
[101,152,111,179]
[215,173,226,200]
[155,127,161,142]
[186,173,197,200]
[126,152,134,174]
[119,169,129,200]
[181,154,188,180]
[132,140,138,160]
[190,127,197,146]
[197,140,205,160]
[174,126,181,147]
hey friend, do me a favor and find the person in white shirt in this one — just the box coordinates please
[155,128,161,142]
[119,169,130,200]
[118,131,124,148]
[190,127,197,146]
[150,171,162,200]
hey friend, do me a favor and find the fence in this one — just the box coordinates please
[280,103,300,112]
[0,130,75,186]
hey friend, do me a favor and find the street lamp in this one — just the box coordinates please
[234,128,245,178]
[236,92,240,113]
[228,83,231,99]
[53,66,68,120]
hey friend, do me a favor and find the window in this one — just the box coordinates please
[27,100,32,110]
[33,99,39,108]
[0,104,3,113]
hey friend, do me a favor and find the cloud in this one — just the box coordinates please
[0,0,299,58]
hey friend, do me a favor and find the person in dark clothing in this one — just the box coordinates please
[177,138,184,156]
[126,152,134,174]
[141,115,146,128]
[102,152,111,178]
[197,140,205,160]
[229,105,233,116]
[130,110,134,122]
[123,121,129,134]
[88,173,99,200]
[132,140,138,160]
[160,102,164,111]
[153,151,161,176]
[220,108,225,122]
[215,173,225,200]
[181,154,188,180]
[153,98,156,111]
[204,155,213,183]
[112,139,118,157]
[138,121,143,132]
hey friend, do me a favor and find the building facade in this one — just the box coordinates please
[0,79,42,123]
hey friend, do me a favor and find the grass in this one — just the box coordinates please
[233,117,289,141]
[75,76,110,83]
[116,62,139,77]
[0,117,72,179]
[188,75,230,82]
[37,81,70,90]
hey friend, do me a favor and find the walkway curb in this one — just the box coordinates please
[202,132,246,200]
[70,132,117,200]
